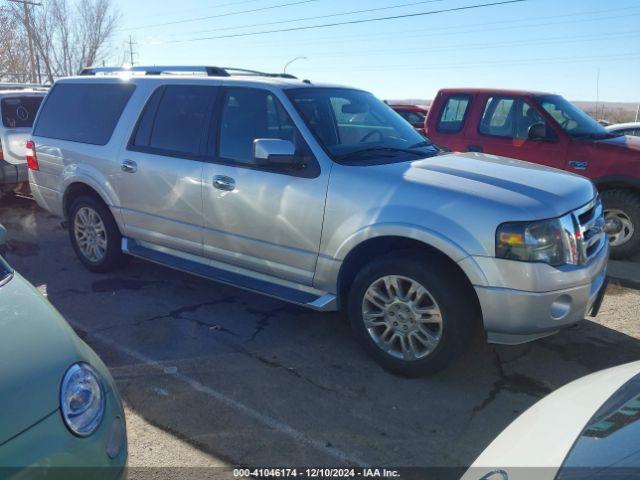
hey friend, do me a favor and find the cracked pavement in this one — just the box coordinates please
[2,194,640,474]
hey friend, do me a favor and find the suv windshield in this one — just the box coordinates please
[536,94,612,139]
[286,88,438,164]
[1,96,44,128]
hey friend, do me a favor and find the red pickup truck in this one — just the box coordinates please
[424,88,640,258]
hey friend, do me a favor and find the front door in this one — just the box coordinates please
[466,95,567,169]
[115,84,218,256]
[201,86,329,285]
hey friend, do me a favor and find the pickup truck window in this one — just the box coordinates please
[437,95,470,133]
[287,88,436,164]
[537,94,610,139]
[218,87,298,165]
[479,96,548,140]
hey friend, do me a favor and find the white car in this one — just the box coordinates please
[0,85,47,197]
[606,122,640,137]
[464,361,640,480]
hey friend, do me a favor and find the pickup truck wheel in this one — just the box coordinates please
[348,253,474,377]
[68,196,128,273]
[601,190,640,259]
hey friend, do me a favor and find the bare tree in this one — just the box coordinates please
[2,0,120,84]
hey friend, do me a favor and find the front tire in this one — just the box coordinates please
[602,189,640,259]
[68,195,128,273]
[347,252,476,377]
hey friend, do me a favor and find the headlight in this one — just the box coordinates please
[60,363,105,437]
[496,214,579,266]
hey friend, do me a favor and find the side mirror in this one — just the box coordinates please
[528,122,553,141]
[254,139,303,169]
[0,224,7,257]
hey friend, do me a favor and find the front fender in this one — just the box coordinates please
[313,223,489,294]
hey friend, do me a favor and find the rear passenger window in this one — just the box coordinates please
[34,83,135,145]
[218,88,297,165]
[130,85,217,158]
[437,96,470,133]
[1,96,44,128]
[149,86,216,157]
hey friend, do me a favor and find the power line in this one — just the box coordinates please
[167,0,527,44]
[174,0,448,37]
[141,0,263,22]
[182,7,639,50]
[120,0,319,32]
[315,52,640,73]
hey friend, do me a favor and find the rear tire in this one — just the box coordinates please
[602,189,640,259]
[347,251,476,377]
[68,195,128,273]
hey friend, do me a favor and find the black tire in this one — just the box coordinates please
[601,189,640,259]
[347,251,477,377]
[68,195,128,273]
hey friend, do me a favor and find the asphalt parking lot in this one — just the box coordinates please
[2,194,640,478]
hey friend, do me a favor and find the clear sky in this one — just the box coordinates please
[111,0,640,102]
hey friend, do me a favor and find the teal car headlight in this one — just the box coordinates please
[60,363,105,437]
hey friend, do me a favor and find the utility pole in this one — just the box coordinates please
[635,103,639,123]
[7,0,42,84]
[595,67,600,121]
[126,35,137,66]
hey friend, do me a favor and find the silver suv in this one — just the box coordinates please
[28,66,609,376]
[0,85,47,197]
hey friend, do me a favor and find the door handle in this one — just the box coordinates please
[213,175,236,191]
[121,160,138,173]
[468,145,483,153]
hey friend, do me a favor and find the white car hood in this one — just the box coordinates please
[463,361,640,480]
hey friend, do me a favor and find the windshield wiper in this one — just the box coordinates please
[572,132,619,140]
[337,147,428,161]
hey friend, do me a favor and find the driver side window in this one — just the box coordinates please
[480,97,553,140]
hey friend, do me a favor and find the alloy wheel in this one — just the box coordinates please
[362,275,443,361]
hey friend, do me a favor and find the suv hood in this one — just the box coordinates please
[0,272,82,446]
[398,152,597,220]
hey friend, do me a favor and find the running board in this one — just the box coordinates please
[122,238,337,311]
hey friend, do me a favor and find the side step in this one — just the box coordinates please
[122,238,337,311]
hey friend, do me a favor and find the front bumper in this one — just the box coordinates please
[474,243,609,345]
[0,389,127,480]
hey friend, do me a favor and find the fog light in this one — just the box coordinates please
[106,416,125,459]
[550,295,572,320]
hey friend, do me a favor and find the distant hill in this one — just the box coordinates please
[386,99,639,124]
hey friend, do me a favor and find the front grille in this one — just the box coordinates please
[573,197,606,264]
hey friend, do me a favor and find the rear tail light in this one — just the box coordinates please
[25,140,39,171]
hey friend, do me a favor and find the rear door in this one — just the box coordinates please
[200,85,328,285]
[0,94,44,165]
[464,95,567,169]
[426,94,472,152]
[115,84,218,256]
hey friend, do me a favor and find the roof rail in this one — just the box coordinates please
[78,66,297,79]
[0,83,49,91]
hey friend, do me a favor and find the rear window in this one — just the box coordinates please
[437,95,470,133]
[34,83,135,145]
[1,96,44,128]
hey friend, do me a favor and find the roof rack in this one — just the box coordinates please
[78,66,298,80]
[0,83,49,91]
